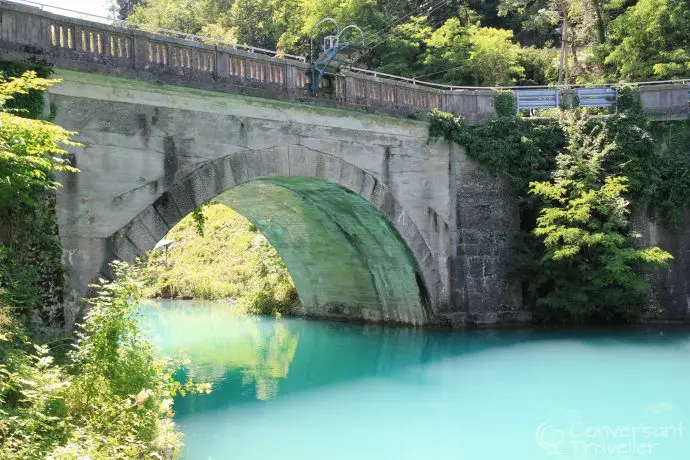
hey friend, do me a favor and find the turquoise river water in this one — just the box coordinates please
[139,300,690,460]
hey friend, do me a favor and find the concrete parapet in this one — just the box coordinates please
[639,84,689,121]
[0,0,495,121]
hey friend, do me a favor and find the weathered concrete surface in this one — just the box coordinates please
[632,209,690,321]
[639,85,690,121]
[217,179,430,324]
[50,69,479,327]
[450,145,526,325]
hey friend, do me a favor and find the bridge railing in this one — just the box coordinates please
[5,0,306,61]
[1,0,468,118]
[0,0,687,121]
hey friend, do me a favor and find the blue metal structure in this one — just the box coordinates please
[516,89,560,111]
[310,19,364,96]
[514,87,619,112]
[576,87,617,108]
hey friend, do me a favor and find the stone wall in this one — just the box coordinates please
[632,209,690,321]
[448,145,527,325]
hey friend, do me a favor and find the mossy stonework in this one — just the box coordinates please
[431,99,690,324]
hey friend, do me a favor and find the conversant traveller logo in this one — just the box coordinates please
[535,421,685,457]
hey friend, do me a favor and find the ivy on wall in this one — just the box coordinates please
[0,59,54,119]
[431,92,689,324]
[0,60,75,326]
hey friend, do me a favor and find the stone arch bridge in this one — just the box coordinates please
[51,72,521,327]
[1,0,687,327]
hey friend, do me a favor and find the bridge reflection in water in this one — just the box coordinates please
[140,300,690,460]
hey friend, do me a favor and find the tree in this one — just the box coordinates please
[466,26,524,85]
[120,0,688,85]
[528,111,672,322]
[127,0,225,35]
[498,0,616,81]
[0,72,78,210]
[518,46,559,85]
[374,16,433,77]
[108,0,144,19]
[226,0,284,50]
[277,0,386,57]
[605,0,690,81]
[420,20,525,85]
[421,17,472,82]
[497,0,560,46]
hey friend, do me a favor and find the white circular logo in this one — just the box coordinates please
[535,422,565,455]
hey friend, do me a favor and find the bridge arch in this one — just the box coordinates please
[105,148,443,325]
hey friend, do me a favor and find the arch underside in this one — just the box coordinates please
[217,178,429,324]
[107,149,443,325]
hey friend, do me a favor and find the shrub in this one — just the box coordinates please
[528,114,672,321]
[0,262,210,458]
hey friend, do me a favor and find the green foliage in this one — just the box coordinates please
[419,17,472,82]
[0,220,64,324]
[497,0,561,46]
[517,46,559,85]
[528,113,672,321]
[191,206,206,237]
[466,26,525,85]
[0,63,204,458]
[145,203,299,316]
[0,71,79,209]
[225,0,286,50]
[430,109,564,209]
[605,0,690,81]
[374,16,432,77]
[0,60,53,119]
[125,0,689,85]
[0,262,210,458]
[0,69,77,325]
[493,91,518,117]
[240,236,300,317]
[431,100,688,323]
[649,120,690,229]
[129,0,208,34]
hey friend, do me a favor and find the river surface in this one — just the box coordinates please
[139,300,690,460]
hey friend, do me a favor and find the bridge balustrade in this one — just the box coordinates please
[0,0,687,122]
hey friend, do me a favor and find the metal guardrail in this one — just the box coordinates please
[516,89,560,110]
[348,65,690,92]
[513,85,690,111]
[513,87,620,111]
[577,87,617,108]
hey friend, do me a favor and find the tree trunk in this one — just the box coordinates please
[558,15,569,84]
[592,0,606,45]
